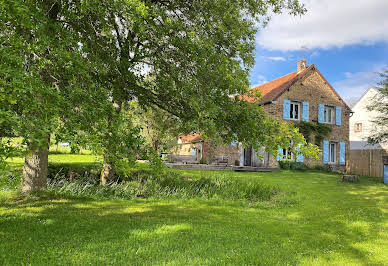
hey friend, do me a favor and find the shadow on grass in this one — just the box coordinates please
[0,184,387,265]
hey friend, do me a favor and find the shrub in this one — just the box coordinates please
[45,170,279,202]
[0,171,21,190]
[48,163,101,180]
[279,161,309,171]
[199,158,207,164]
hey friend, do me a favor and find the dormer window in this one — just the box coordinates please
[289,101,300,120]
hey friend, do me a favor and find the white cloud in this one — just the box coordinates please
[265,56,286,61]
[310,51,320,58]
[251,74,268,87]
[257,0,388,51]
[333,65,384,104]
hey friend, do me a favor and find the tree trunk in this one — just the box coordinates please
[22,143,49,193]
[100,159,116,185]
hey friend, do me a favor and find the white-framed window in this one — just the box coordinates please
[354,123,362,133]
[282,147,293,160]
[324,105,334,124]
[329,142,336,163]
[289,101,300,120]
[282,140,294,160]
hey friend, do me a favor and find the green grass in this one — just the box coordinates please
[0,157,387,265]
[6,154,100,169]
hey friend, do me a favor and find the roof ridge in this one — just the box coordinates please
[251,70,297,89]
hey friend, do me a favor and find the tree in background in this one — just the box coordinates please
[368,67,388,144]
[133,103,180,153]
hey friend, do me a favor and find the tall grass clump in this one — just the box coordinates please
[45,170,279,202]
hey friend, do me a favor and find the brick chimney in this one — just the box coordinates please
[297,60,307,72]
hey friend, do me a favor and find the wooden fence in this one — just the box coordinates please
[349,149,387,177]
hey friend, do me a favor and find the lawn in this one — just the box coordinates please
[0,156,387,265]
[6,154,100,169]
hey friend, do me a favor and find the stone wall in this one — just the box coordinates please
[173,142,204,161]
[214,145,240,165]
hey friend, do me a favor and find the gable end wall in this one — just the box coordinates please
[262,70,350,171]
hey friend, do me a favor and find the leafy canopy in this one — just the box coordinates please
[367,67,388,144]
[68,0,312,161]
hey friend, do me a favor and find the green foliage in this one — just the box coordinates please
[0,171,21,190]
[132,103,180,153]
[67,0,309,171]
[367,67,388,144]
[278,161,309,171]
[313,165,334,173]
[46,169,278,202]
[0,0,109,178]
[0,0,310,187]
[294,121,332,147]
[200,158,207,164]
[0,139,19,171]
[47,163,101,180]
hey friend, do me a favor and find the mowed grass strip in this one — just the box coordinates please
[0,157,387,265]
[6,154,100,170]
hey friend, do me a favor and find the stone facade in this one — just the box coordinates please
[262,69,351,172]
[172,62,351,171]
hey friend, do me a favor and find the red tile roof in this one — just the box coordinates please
[179,133,202,143]
[245,66,312,103]
[244,65,350,110]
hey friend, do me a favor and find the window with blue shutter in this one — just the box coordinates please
[276,147,283,161]
[336,106,342,126]
[339,142,345,165]
[283,100,291,120]
[296,144,304,162]
[318,104,324,123]
[323,140,329,164]
[302,102,309,122]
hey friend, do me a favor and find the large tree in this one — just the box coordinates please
[67,0,312,184]
[1,0,316,190]
[368,67,388,144]
[0,0,109,191]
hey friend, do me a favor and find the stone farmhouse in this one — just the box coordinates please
[174,60,352,172]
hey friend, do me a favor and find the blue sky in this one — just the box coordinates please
[250,0,388,105]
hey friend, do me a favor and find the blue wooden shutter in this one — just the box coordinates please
[283,100,291,120]
[318,104,324,123]
[323,140,329,164]
[302,102,309,122]
[336,106,342,126]
[276,147,283,161]
[231,133,238,146]
[296,144,304,162]
[339,142,345,165]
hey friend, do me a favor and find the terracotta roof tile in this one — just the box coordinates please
[179,133,202,143]
[243,64,350,110]
[246,66,312,103]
